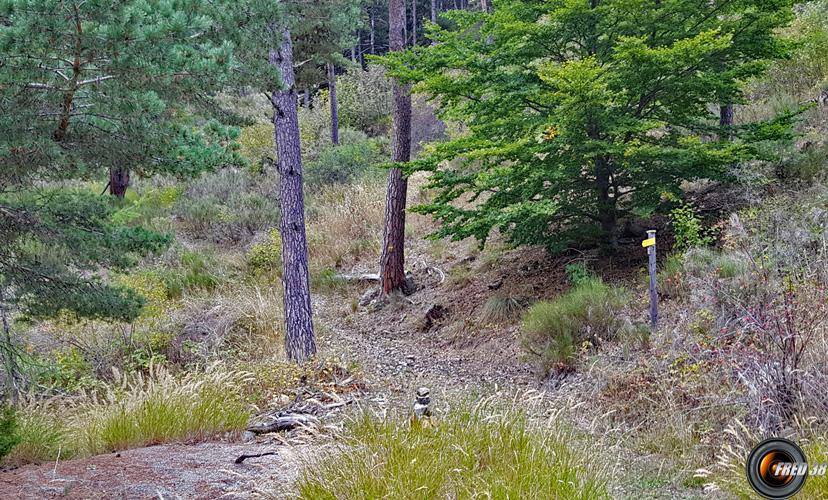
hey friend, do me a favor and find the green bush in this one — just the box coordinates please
[161,249,221,299]
[297,404,607,499]
[565,263,595,287]
[780,142,828,181]
[669,204,713,252]
[337,65,394,136]
[305,132,384,187]
[0,405,20,460]
[174,169,279,244]
[522,279,629,372]
[247,229,282,277]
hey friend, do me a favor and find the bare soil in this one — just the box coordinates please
[0,441,320,499]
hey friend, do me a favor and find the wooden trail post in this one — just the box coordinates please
[642,230,658,329]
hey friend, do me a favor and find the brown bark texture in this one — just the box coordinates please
[380,0,413,295]
[328,63,339,145]
[109,167,130,198]
[270,30,317,363]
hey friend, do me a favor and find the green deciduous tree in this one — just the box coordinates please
[383,0,796,251]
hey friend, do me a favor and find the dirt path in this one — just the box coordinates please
[0,441,321,499]
[0,247,557,500]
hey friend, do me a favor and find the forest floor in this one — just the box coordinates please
[0,231,692,499]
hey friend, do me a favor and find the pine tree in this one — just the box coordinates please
[379,0,413,294]
[383,0,796,252]
[0,0,243,198]
[220,0,362,362]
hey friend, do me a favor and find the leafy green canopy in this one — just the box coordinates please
[382,0,796,251]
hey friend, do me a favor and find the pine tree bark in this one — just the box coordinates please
[431,0,437,22]
[411,0,417,45]
[481,0,491,13]
[380,0,412,295]
[328,63,339,145]
[270,30,316,363]
[720,103,734,126]
[109,166,130,198]
[370,5,376,54]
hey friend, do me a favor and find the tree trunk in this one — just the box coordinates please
[109,166,130,198]
[370,6,376,54]
[481,0,491,12]
[269,30,316,363]
[411,0,417,46]
[431,0,437,22]
[720,103,734,127]
[381,0,413,295]
[595,155,617,248]
[328,63,339,145]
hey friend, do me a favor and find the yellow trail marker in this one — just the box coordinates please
[641,237,656,248]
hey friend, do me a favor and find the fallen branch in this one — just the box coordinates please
[234,451,278,464]
[335,272,380,282]
[246,413,320,434]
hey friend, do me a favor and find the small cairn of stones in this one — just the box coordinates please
[411,387,433,428]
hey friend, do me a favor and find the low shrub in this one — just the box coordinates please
[670,204,714,252]
[0,405,20,460]
[522,279,629,373]
[296,403,607,499]
[305,131,384,188]
[247,229,282,278]
[174,169,279,245]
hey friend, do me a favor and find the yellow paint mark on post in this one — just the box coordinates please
[642,237,656,248]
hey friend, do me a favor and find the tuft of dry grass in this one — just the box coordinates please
[306,179,386,269]
[480,294,526,324]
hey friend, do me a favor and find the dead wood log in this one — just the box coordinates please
[246,413,320,434]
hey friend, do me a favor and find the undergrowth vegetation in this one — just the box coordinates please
[522,278,630,373]
[5,363,252,465]
[297,400,608,499]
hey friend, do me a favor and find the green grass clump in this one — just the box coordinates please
[75,363,252,455]
[4,363,253,465]
[522,279,629,372]
[297,404,607,499]
[3,405,69,465]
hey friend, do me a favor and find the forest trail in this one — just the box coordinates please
[0,442,320,499]
[0,262,546,499]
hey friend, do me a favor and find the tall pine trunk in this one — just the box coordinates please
[411,0,417,45]
[269,30,316,363]
[109,166,130,198]
[431,0,437,22]
[328,63,339,145]
[380,0,412,295]
[720,103,734,126]
[370,5,376,54]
